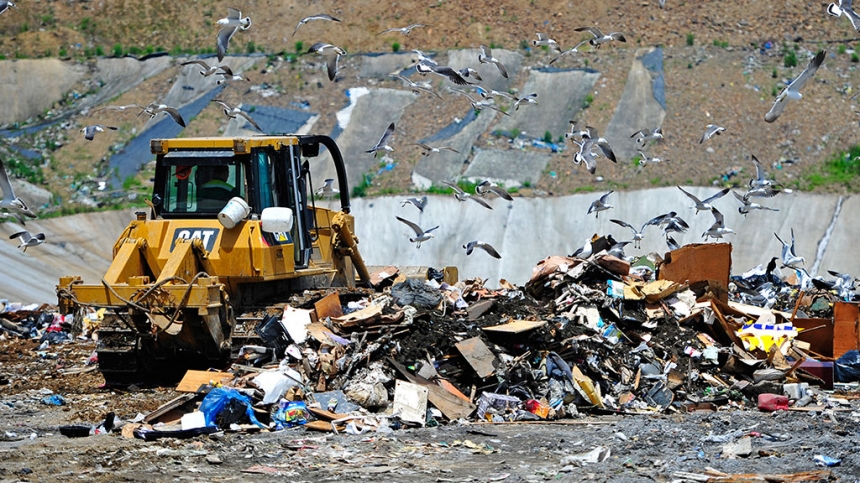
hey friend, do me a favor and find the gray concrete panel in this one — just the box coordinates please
[462,149,550,188]
[359,52,418,78]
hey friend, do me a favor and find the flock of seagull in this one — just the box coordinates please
[0,1,858,294]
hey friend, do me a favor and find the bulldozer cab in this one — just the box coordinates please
[150,136,333,269]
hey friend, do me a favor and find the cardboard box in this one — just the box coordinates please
[658,243,731,303]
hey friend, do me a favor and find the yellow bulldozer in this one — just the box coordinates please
[57,134,378,383]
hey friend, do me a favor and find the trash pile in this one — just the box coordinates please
[4,240,860,440]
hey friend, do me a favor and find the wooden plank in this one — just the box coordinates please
[369,266,399,286]
[143,393,197,424]
[467,299,495,321]
[389,359,476,420]
[437,379,471,403]
[332,304,382,328]
[482,319,546,334]
[304,420,345,432]
[455,337,497,378]
[306,407,349,421]
[314,292,343,320]
[176,370,234,393]
[834,302,860,358]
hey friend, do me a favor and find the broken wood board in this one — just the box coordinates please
[369,265,398,287]
[467,299,495,321]
[393,380,428,426]
[176,370,234,393]
[314,292,343,320]
[331,303,383,328]
[390,359,476,420]
[304,420,345,432]
[437,379,472,403]
[306,407,350,422]
[482,319,546,334]
[143,393,198,424]
[658,242,731,302]
[455,337,497,378]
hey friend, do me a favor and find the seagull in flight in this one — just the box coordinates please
[463,241,501,259]
[677,186,730,214]
[748,155,782,191]
[0,159,37,223]
[532,33,561,51]
[315,179,339,198]
[610,218,651,249]
[443,182,492,209]
[216,8,252,62]
[215,67,251,84]
[631,127,663,147]
[513,93,538,110]
[10,230,44,252]
[414,142,460,157]
[292,13,340,37]
[587,191,614,218]
[0,1,16,15]
[775,228,805,268]
[453,90,510,116]
[733,190,779,215]
[307,42,346,81]
[478,44,509,78]
[366,122,396,155]
[549,39,589,65]
[396,216,439,248]
[574,26,626,48]
[827,1,860,34]
[401,196,427,212]
[699,124,725,144]
[458,67,483,82]
[637,150,669,166]
[141,103,186,127]
[80,124,117,141]
[377,24,426,36]
[571,136,616,174]
[213,100,263,132]
[702,207,734,241]
[391,75,442,99]
[475,180,513,201]
[765,50,826,123]
[180,60,232,77]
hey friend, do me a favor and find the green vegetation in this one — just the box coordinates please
[246,41,256,54]
[686,33,694,46]
[713,39,729,48]
[391,42,400,52]
[795,145,860,191]
[113,43,123,57]
[295,41,303,53]
[79,17,92,31]
[351,174,372,198]
[772,67,777,78]
[122,175,143,191]
[426,179,481,196]
[95,46,104,56]
[838,44,847,55]
[4,157,44,185]
[783,48,797,68]
[582,93,594,109]
[542,131,553,144]
[59,48,68,57]
[853,53,859,63]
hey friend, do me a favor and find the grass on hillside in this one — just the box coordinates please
[793,145,860,191]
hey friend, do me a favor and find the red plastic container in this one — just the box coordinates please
[757,393,789,411]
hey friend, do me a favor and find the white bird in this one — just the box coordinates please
[765,50,826,123]
[748,155,782,191]
[458,67,483,82]
[549,39,589,65]
[701,207,735,241]
[292,13,341,37]
[453,90,510,116]
[414,142,459,157]
[608,240,633,260]
[463,240,501,259]
[775,228,805,268]
[571,237,593,259]
[0,1,15,15]
[477,87,516,101]
[631,127,663,147]
[610,218,651,249]
[10,230,44,253]
[443,182,492,209]
[366,122,395,155]
[180,60,231,77]
[213,100,263,132]
[574,26,627,48]
[587,191,614,218]
[733,190,779,215]
[828,0,860,32]
[532,33,560,51]
[401,196,427,212]
[565,121,594,140]
[216,8,252,62]
[478,44,508,78]
[391,75,442,99]
[80,124,117,141]
[429,64,470,85]
[0,159,37,222]
[677,186,730,214]
[315,179,339,198]
[141,103,186,127]
[215,67,251,85]
[396,216,439,248]
[475,180,513,201]
[377,24,426,36]
[572,137,616,175]
[307,42,346,81]
[699,124,725,144]
[513,93,538,110]
[637,150,669,166]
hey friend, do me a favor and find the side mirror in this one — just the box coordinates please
[261,207,294,233]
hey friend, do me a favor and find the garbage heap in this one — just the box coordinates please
[4,240,859,438]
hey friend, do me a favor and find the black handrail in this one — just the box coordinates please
[299,135,351,214]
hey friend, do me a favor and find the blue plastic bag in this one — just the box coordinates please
[199,387,265,428]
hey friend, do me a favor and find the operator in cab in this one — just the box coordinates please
[197,165,236,211]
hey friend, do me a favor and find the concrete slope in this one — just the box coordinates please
[604,47,666,162]
[0,189,854,304]
[446,48,523,93]
[0,59,87,125]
